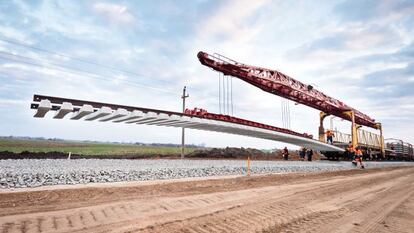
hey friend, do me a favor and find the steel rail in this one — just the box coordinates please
[31,94,344,151]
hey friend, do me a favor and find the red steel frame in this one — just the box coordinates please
[197,51,378,129]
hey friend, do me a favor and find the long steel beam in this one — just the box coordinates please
[30,94,344,152]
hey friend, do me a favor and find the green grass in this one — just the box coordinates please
[0,139,196,156]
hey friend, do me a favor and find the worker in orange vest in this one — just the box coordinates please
[352,147,365,169]
[347,142,354,160]
[326,130,334,144]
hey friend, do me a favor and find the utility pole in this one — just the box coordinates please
[181,86,189,159]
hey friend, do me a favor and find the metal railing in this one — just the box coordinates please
[332,129,381,149]
[385,138,413,158]
[332,131,351,144]
[357,130,381,148]
[211,53,239,65]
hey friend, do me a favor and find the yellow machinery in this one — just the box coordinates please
[318,111,385,157]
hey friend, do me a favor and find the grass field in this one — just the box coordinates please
[0,139,197,156]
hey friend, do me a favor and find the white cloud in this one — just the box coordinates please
[0,98,26,107]
[11,1,113,42]
[197,0,269,42]
[93,2,136,25]
[0,26,33,44]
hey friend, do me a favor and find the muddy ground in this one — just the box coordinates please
[0,166,412,233]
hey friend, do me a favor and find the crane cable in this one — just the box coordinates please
[281,99,291,129]
[214,53,235,116]
[282,99,284,128]
[288,100,291,129]
[217,72,235,116]
[231,76,234,115]
[222,72,226,114]
[218,72,221,114]
[226,75,230,115]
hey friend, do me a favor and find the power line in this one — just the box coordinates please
[0,36,201,91]
[0,51,179,95]
[0,37,152,81]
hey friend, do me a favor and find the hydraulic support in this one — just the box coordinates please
[344,110,358,149]
[376,123,385,156]
[318,112,330,142]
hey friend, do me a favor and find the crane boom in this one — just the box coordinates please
[197,51,378,129]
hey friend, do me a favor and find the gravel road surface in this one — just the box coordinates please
[1,159,413,188]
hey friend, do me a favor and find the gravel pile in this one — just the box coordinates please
[1,159,413,189]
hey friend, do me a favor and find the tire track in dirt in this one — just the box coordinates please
[375,192,414,233]
[277,173,413,233]
[118,168,412,233]
[0,180,334,233]
[0,167,412,233]
[0,167,391,216]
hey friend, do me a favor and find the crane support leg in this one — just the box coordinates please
[319,112,330,142]
[376,123,385,157]
[344,110,358,149]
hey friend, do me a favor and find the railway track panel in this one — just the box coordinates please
[30,94,343,152]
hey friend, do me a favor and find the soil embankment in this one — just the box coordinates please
[0,147,321,160]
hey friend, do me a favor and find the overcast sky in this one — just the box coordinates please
[0,0,413,149]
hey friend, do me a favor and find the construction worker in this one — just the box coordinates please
[299,147,306,161]
[307,149,313,161]
[282,147,289,160]
[367,148,372,160]
[326,129,334,144]
[347,141,354,160]
[352,147,365,169]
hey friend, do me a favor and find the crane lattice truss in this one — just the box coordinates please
[197,51,378,129]
[31,95,343,152]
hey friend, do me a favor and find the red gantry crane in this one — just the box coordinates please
[197,51,385,154]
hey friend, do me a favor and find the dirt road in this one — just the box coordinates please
[1,167,413,233]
